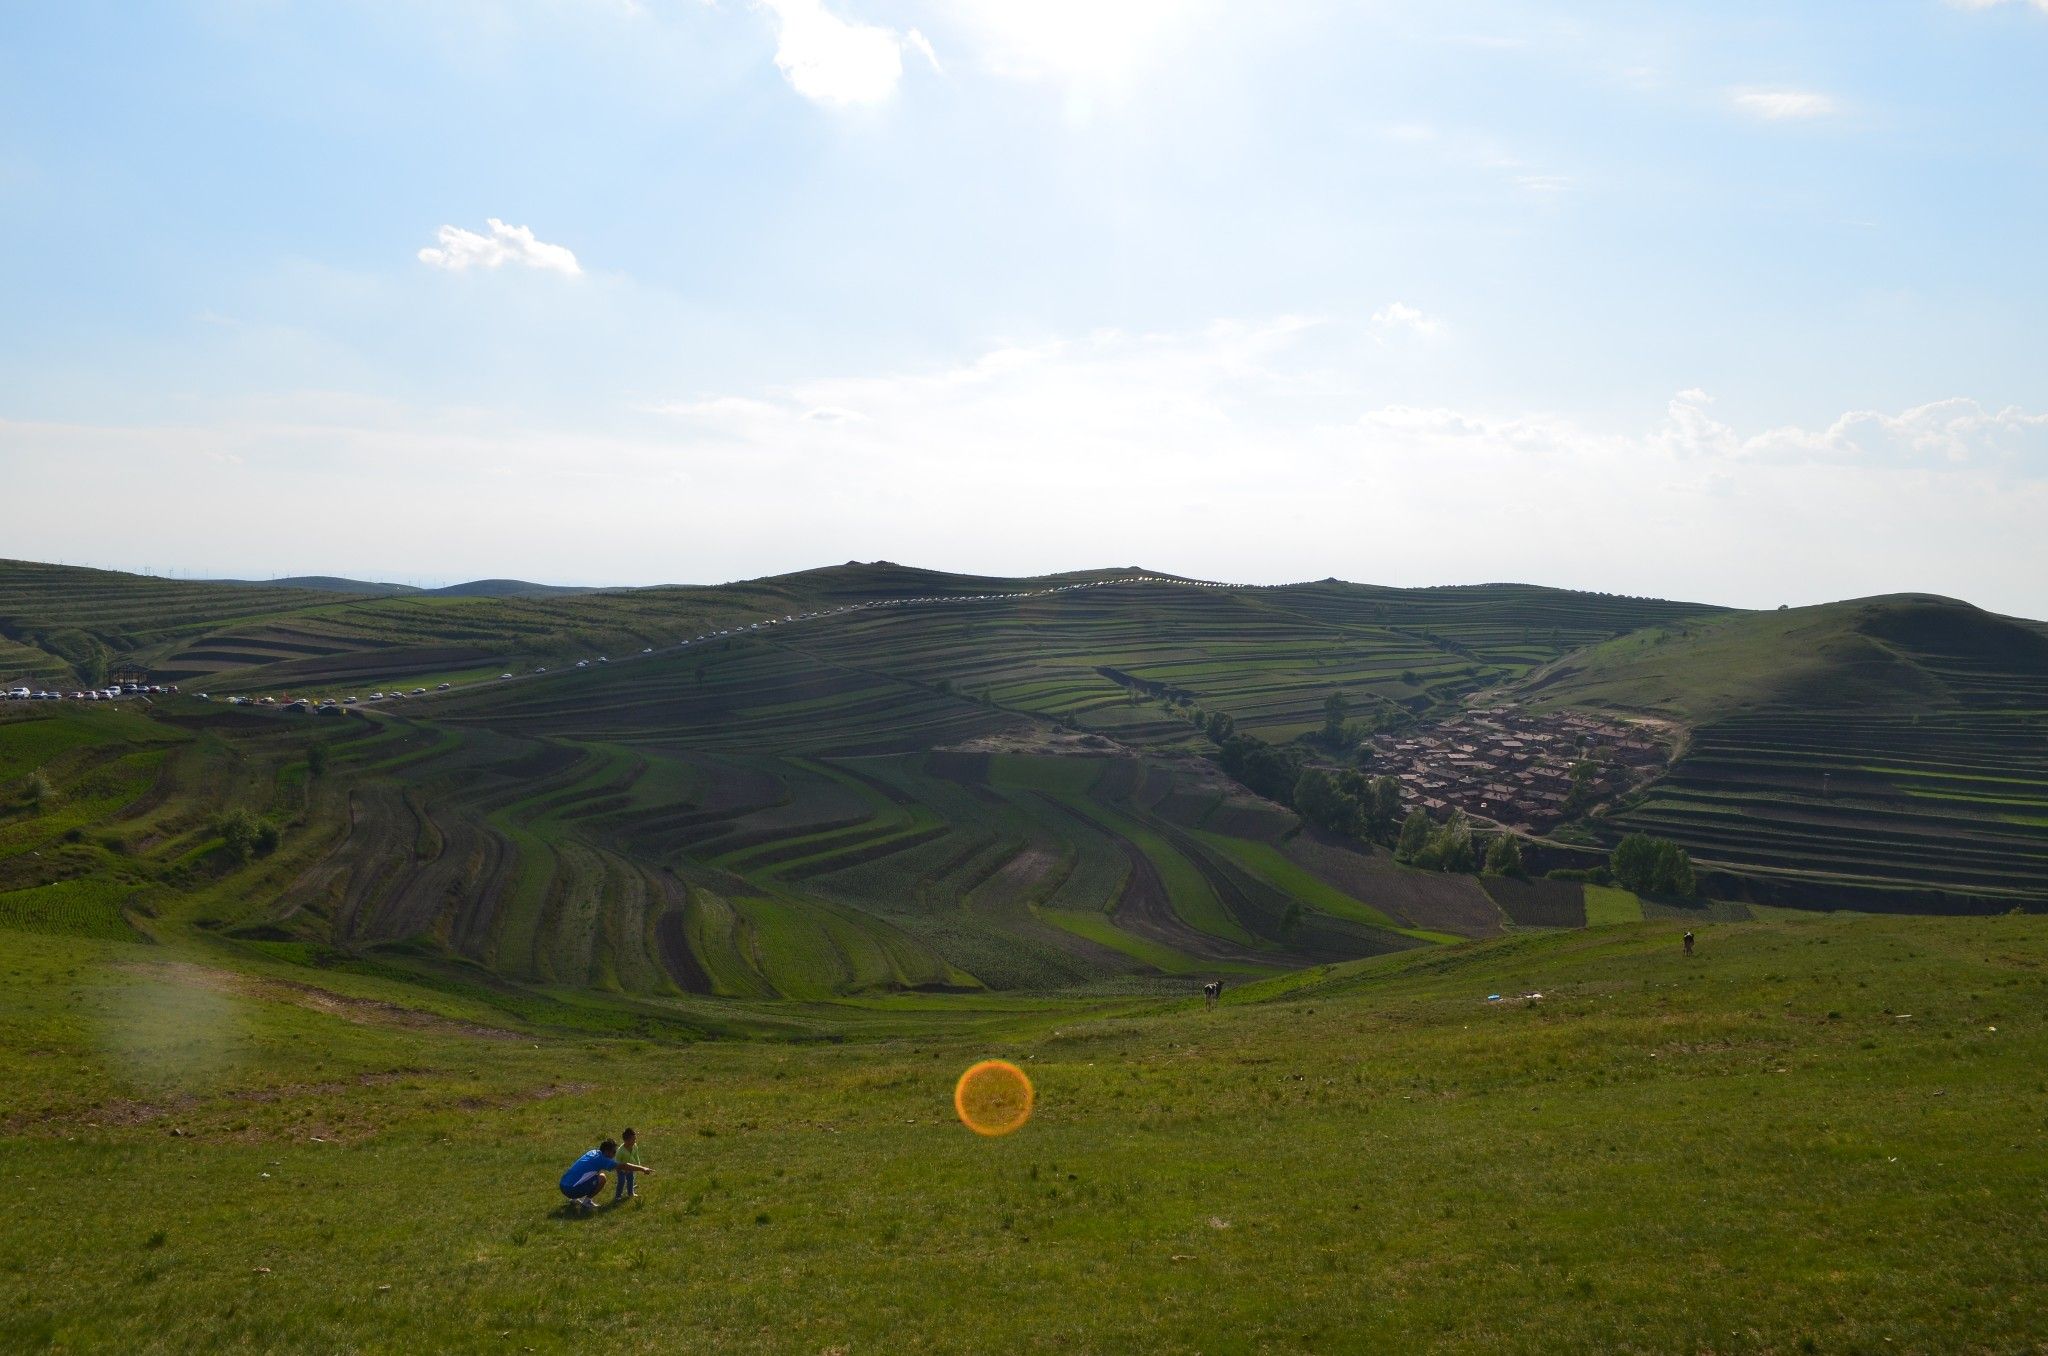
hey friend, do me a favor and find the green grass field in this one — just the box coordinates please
[3,911,2044,1352]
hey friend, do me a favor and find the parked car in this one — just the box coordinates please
[499,673,513,680]
[437,682,451,690]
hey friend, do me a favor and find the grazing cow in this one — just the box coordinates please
[1683,930,1695,957]
[1203,980,1222,1009]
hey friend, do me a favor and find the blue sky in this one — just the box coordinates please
[2,1,2044,615]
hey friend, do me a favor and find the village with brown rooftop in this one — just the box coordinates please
[1361,704,1673,834]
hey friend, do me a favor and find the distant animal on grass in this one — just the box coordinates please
[1203,980,1222,1009]
[1683,931,1695,957]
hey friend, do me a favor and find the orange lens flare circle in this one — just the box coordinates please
[954,1059,1035,1137]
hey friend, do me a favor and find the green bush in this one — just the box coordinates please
[1611,832,1696,897]
[215,808,282,862]
[1484,833,1526,877]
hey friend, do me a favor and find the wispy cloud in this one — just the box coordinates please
[1370,302,1448,341]
[1945,0,2048,13]
[759,0,927,107]
[939,0,1208,91]
[1728,87,1840,121]
[417,219,582,275]
[5,320,2044,611]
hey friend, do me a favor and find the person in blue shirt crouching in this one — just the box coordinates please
[559,1137,654,1213]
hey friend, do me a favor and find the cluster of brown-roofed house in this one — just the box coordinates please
[1362,705,1669,834]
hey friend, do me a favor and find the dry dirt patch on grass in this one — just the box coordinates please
[120,960,522,1041]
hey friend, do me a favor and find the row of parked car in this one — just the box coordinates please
[4,683,172,701]
[201,682,457,709]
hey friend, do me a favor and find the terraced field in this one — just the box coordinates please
[1524,596,2048,906]
[0,708,1463,1009]
[5,561,2042,1023]
[0,558,1146,694]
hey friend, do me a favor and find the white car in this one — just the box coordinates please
[499,673,513,681]
[641,647,653,654]
[437,682,451,690]
[576,660,589,669]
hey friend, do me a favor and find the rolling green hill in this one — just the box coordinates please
[0,561,1731,1008]
[1517,595,2048,904]
[4,559,2042,1021]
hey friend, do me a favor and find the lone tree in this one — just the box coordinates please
[1322,689,1349,745]
[215,809,281,863]
[1421,811,1476,873]
[1484,832,1526,877]
[1611,832,1696,897]
[1368,775,1403,842]
[1396,808,1433,862]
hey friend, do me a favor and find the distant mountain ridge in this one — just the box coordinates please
[207,575,593,599]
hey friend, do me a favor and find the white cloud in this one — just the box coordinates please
[622,323,2046,611]
[417,219,582,275]
[1749,397,2048,466]
[1946,0,2048,12]
[1370,302,1447,340]
[759,0,912,107]
[6,322,2045,616]
[904,28,943,75]
[1729,87,1840,121]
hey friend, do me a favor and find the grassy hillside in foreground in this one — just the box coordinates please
[1515,596,2048,905]
[1,910,2042,1352]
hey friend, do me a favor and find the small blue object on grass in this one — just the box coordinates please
[1486,994,1502,1002]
